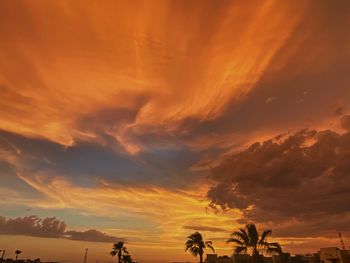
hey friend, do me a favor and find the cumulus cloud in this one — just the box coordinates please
[0,215,122,243]
[0,215,66,238]
[207,117,350,237]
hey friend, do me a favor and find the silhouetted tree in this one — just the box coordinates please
[227,224,282,263]
[110,242,128,263]
[122,254,134,263]
[185,232,214,263]
[15,250,22,262]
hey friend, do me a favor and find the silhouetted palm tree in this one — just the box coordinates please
[227,224,282,263]
[110,242,128,263]
[185,232,214,263]
[122,254,134,263]
[15,250,22,262]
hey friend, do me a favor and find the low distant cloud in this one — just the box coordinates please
[333,106,344,116]
[207,116,350,237]
[0,215,66,238]
[265,96,277,104]
[0,215,122,243]
[183,225,228,233]
[340,115,350,131]
[65,229,122,243]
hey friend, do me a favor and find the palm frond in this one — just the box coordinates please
[189,246,199,256]
[233,246,248,254]
[185,240,194,251]
[266,242,282,255]
[246,224,259,245]
[187,232,202,240]
[230,229,249,245]
[259,241,269,249]
[227,237,244,246]
[259,229,272,244]
[205,241,215,253]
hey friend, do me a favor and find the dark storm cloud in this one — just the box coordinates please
[0,215,122,243]
[207,117,350,237]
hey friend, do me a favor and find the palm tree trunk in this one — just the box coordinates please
[199,253,203,263]
[15,255,18,262]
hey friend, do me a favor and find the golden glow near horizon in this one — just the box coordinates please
[1,1,350,262]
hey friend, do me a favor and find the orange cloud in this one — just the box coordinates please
[0,0,306,150]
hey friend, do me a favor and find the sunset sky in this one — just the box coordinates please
[1,1,350,262]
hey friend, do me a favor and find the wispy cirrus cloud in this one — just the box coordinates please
[0,0,307,150]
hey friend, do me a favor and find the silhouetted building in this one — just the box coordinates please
[205,254,274,263]
[231,254,251,263]
[289,254,321,263]
[217,256,233,263]
[205,254,235,263]
[2,259,57,263]
[202,249,350,263]
[206,254,218,263]
[319,247,350,263]
[272,253,291,263]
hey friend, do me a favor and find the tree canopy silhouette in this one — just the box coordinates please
[227,223,282,261]
[122,254,135,263]
[110,242,128,263]
[185,232,214,263]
